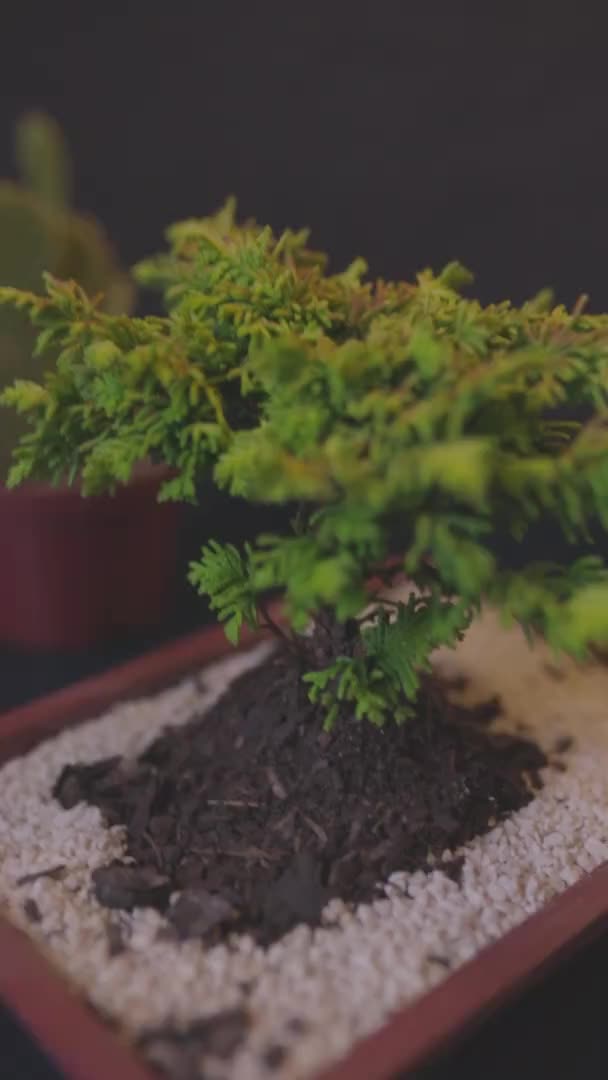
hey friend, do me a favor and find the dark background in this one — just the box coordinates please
[3,8,608,308]
[1,6,608,1078]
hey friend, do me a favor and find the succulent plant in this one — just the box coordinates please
[0,111,134,478]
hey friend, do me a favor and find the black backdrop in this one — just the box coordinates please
[3,7,608,307]
[2,6,608,1079]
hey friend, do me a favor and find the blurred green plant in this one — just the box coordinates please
[3,201,608,730]
[0,111,134,478]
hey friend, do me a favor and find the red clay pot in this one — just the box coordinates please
[0,624,607,1080]
[0,464,181,650]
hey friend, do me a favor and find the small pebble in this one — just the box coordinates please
[262,1043,288,1069]
[23,898,42,923]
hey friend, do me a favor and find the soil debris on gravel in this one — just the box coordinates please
[139,1008,250,1080]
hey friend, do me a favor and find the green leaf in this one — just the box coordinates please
[189,541,258,643]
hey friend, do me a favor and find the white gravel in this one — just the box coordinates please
[2,603,608,1080]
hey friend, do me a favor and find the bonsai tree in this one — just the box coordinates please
[0,111,133,480]
[2,200,608,731]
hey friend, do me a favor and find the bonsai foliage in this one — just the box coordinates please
[0,199,408,497]
[0,111,133,476]
[3,200,608,728]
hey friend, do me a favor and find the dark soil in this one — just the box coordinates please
[52,647,548,948]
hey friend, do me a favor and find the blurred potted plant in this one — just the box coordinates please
[0,113,181,650]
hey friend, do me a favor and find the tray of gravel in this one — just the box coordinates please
[1,599,608,1080]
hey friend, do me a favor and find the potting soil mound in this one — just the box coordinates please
[52,644,546,947]
[2,603,608,1080]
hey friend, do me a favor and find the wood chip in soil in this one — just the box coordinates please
[16,864,66,886]
[52,647,547,946]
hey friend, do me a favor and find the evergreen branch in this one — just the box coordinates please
[4,198,608,726]
[189,541,258,644]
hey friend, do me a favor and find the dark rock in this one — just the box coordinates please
[187,1008,250,1058]
[447,695,501,726]
[138,1033,199,1080]
[439,855,465,885]
[23,898,42,923]
[262,1043,288,1069]
[168,887,239,941]
[285,1016,309,1035]
[106,920,128,957]
[92,862,171,911]
[53,756,122,810]
[427,953,451,968]
[261,853,330,940]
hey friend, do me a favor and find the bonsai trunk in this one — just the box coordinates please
[306,608,361,668]
[258,601,363,672]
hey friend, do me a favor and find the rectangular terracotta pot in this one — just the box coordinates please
[1,624,607,1080]
[0,465,181,651]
